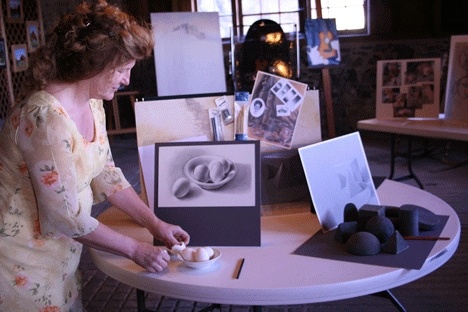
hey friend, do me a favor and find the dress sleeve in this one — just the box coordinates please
[16,103,99,238]
[90,150,131,204]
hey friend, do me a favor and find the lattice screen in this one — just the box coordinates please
[0,0,43,119]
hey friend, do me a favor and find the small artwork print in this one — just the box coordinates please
[305,18,341,67]
[0,39,6,68]
[247,71,308,149]
[376,58,441,119]
[7,0,23,22]
[11,44,28,72]
[444,35,468,121]
[299,132,379,232]
[26,21,40,52]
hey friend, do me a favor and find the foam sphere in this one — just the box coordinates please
[346,232,381,256]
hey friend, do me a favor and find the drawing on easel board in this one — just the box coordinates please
[305,18,341,67]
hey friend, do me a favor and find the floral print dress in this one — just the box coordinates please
[0,91,130,311]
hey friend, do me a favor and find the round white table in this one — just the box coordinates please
[89,179,460,311]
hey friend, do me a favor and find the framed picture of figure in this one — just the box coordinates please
[26,21,40,52]
[11,44,28,72]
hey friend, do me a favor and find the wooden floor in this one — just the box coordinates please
[81,133,468,311]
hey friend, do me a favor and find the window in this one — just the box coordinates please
[311,0,369,36]
[194,0,369,38]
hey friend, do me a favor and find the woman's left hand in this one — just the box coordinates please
[150,220,190,249]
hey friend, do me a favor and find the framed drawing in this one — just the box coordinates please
[154,140,261,246]
[11,44,28,72]
[299,132,380,232]
[26,21,40,52]
[376,58,441,119]
[7,0,23,23]
[444,35,468,121]
[305,18,341,67]
[0,39,7,69]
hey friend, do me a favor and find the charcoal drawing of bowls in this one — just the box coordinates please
[184,155,237,190]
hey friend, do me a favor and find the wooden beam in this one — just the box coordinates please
[315,0,336,138]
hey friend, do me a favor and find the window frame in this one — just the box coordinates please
[193,0,370,39]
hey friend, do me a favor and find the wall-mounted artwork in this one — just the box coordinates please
[0,39,7,69]
[444,35,468,122]
[7,0,23,23]
[154,140,260,246]
[376,58,441,119]
[26,21,40,52]
[305,18,341,67]
[11,44,28,72]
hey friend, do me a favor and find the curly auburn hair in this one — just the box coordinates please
[27,0,154,92]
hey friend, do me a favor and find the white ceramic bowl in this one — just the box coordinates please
[184,155,236,190]
[177,248,221,269]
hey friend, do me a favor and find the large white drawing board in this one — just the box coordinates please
[151,12,226,96]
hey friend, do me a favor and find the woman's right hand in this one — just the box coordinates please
[131,242,170,273]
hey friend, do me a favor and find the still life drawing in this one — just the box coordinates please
[247,71,308,149]
[298,132,379,232]
[305,18,341,67]
[154,141,261,246]
[376,58,441,119]
[156,141,257,208]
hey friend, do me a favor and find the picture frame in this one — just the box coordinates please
[376,58,441,119]
[154,140,261,246]
[298,132,380,232]
[7,0,23,23]
[0,39,7,69]
[26,21,40,52]
[11,44,28,72]
[443,35,468,122]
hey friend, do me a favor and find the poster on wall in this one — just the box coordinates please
[151,12,227,97]
[304,18,341,67]
[444,35,468,122]
[247,71,308,149]
[376,58,441,119]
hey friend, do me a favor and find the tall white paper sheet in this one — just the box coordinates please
[151,12,227,96]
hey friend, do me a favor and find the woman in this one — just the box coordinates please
[0,1,190,310]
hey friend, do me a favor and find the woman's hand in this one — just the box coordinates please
[132,242,170,273]
[150,220,190,249]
